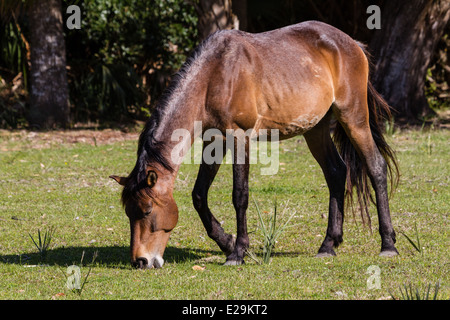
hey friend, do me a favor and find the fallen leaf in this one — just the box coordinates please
[51,292,65,299]
[192,265,205,271]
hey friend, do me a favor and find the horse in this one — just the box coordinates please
[110,21,399,269]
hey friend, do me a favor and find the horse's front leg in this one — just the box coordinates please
[224,136,250,265]
[192,142,235,256]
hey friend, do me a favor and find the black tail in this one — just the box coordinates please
[333,47,400,227]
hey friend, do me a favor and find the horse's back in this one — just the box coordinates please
[202,21,367,137]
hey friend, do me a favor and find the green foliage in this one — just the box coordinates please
[0,21,28,86]
[65,0,198,122]
[0,19,29,128]
[69,61,144,121]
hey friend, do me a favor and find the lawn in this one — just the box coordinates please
[0,127,448,300]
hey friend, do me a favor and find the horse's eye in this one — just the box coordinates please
[144,203,153,215]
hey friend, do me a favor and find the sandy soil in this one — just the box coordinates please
[0,128,140,151]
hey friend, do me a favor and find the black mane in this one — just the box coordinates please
[121,37,210,205]
[121,107,174,205]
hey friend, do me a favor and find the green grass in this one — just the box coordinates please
[0,128,448,300]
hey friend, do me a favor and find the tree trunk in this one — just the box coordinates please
[28,0,70,129]
[232,0,247,31]
[195,0,239,41]
[369,0,450,123]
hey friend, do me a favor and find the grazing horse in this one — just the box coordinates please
[110,21,399,269]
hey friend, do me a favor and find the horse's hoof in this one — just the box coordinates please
[223,259,244,266]
[379,250,399,257]
[315,252,335,258]
[315,249,336,258]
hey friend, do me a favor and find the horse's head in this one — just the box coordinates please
[110,168,178,269]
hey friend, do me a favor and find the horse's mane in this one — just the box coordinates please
[121,36,212,205]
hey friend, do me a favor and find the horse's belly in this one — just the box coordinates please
[254,83,333,138]
[253,66,334,138]
[254,112,325,139]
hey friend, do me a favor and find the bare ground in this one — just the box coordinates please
[0,128,140,152]
[0,109,448,152]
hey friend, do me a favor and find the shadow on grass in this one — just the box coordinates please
[0,245,223,269]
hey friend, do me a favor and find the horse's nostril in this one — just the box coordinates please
[133,257,148,269]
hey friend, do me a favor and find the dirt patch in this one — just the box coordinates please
[0,128,140,151]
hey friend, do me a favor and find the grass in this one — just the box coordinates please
[28,227,55,262]
[389,281,441,300]
[62,250,98,296]
[400,222,423,256]
[249,198,297,264]
[0,127,448,300]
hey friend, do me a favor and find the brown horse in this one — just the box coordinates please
[110,21,399,269]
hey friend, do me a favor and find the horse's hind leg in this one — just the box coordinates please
[192,142,235,256]
[304,111,347,257]
[334,99,398,256]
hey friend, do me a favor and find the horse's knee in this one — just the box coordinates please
[192,188,205,212]
[232,186,249,210]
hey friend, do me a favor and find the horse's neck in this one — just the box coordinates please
[150,85,204,173]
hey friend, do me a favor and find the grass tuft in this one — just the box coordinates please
[28,227,56,262]
[249,197,297,264]
[389,281,441,300]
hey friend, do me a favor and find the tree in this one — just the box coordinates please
[243,0,449,123]
[194,0,239,41]
[369,0,450,122]
[27,0,70,129]
[232,0,247,31]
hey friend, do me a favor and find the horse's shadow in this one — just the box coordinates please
[0,245,221,268]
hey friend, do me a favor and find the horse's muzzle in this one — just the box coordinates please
[132,256,164,269]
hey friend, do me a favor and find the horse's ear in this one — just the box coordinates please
[147,170,158,188]
[109,175,128,186]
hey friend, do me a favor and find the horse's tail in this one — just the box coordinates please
[333,44,399,227]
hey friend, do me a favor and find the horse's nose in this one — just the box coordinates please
[132,257,148,269]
